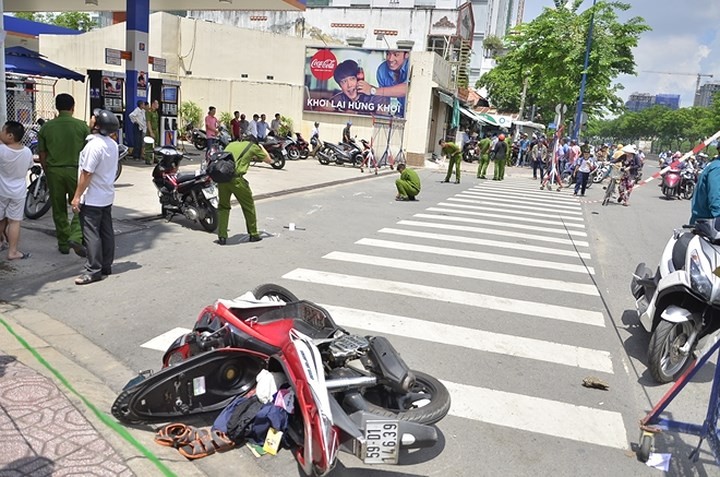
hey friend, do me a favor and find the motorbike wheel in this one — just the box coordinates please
[271,153,285,170]
[647,319,694,383]
[359,370,451,425]
[561,171,573,187]
[317,149,331,165]
[194,138,207,151]
[198,198,218,232]
[591,170,604,183]
[287,145,300,160]
[114,161,123,183]
[601,179,615,206]
[300,149,309,160]
[663,187,674,200]
[682,182,695,200]
[24,177,52,220]
[252,283,299,303]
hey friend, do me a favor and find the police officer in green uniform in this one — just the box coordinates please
[440,139,462,184]
[38,94,90,255]
[145,100,159,164]
[395,163,421,201]
[216,139,273,245]
[476,133,492,179]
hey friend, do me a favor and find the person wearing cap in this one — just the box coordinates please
[439,138,462,184]
[38,93,91,256]
[690,146,720,224]
[395,163,421,201]
[611,144,641,206]
[70,110,119,285]
[332,59,387,115]
[491,134,508,181]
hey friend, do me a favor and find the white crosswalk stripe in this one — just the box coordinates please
[139,179,631,451]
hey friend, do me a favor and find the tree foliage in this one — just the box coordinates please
[14,12,96,32]
[476,1,649,124]
[586,92,720,152]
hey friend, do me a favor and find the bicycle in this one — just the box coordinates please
[601,163,624,206]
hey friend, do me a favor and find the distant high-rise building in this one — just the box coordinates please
[654,94,680,110]
[696,83,720,108]
[625,93,655,112]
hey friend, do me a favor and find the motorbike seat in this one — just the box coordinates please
[672,232,693,270]
[177,173,198,183]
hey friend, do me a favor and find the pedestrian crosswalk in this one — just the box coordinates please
[140,176,628,452]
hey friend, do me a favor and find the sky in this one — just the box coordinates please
[522,0,720,107]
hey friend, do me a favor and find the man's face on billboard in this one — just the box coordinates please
[386,51,408,71]
[339,75,359,101]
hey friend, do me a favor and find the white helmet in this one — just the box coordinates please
[621,144,637,155]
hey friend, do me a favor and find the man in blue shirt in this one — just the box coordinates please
[690,149,720,224]
[517,133,529,167]
[357,50,409,117]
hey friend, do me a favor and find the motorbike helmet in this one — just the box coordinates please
[94,109,119,136]
[498,134,505,141]
[672,151,682,159]
[314,122,319,127]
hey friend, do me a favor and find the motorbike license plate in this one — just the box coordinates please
[202,185,217,199]
[362,420,399,465]
[281,149,288,156]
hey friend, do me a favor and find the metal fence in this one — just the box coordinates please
[6,74,58,146]
[371,116,406,168]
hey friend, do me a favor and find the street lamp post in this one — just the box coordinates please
[572,0,597,140]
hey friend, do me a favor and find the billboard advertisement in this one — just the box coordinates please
[304,47,410,119]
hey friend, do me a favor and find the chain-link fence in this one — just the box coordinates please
[6,74,58,147]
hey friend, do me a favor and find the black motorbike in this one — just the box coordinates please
[152,146,218,232]
[462,139,479,163]
[317,139,362,166]
[186,123,207,151]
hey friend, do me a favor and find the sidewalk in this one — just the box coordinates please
[0,156,533,476]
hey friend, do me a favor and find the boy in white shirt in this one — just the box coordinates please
[0,121,34,260]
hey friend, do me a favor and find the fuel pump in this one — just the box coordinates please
[149,78,180,146]
[88,70,125,144]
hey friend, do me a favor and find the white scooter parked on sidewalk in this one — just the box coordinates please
[631,218,720,383]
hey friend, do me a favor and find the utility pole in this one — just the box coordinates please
[0,0,6,125]
[572,0,597,141]
[518,77,529,120]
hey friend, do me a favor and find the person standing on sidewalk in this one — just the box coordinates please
[310,122,321,157]
[128,100,146,161]
[216,139,274,245]
[270,113,282,136]
[205,106,220,150]
[145,100,159,164]
[70,110,119,285]
[491,134,508,181]
[0,121,34,260]
[440,139,462,184]
[530,138,548,181]
[38,93,90,256]
[231,111,242,141]
[395,163,420,201]
[476,133,492,179]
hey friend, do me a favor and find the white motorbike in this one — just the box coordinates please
[631,219,720,383]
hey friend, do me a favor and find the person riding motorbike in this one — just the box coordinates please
[690,147,720,224]
[611,144,641,206]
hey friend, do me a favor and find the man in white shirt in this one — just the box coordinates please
[270,113,282,136]
[71,110,120,285]
[247,114,259,139]
[128,100,146,161]
[0,121,34,260]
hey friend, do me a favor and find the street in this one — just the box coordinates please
[2,158,719,476]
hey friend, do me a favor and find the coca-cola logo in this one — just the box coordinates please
[310,50,337,81]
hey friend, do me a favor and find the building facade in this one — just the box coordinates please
[696,83,720,108]
[625,92,681,112]
[467,0,513,86]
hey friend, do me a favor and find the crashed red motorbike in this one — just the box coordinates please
[112,284,449,475]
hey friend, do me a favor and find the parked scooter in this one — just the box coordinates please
[259,135,287,169]
[631,219,720,383]
[317,139,362,166]
[186,123,208,150]
[462,139,479,163]
[152,145,218,232]
[112,284,449,476]
[293,132,310,159]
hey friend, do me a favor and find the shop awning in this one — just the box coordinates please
[475,112,499,126]
[458,106,481,122]
[438,92,455,107]
[5,46,84,82]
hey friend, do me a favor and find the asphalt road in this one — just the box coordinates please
[3,157,720,476]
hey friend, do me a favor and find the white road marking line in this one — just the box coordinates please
[427,207,586,229]
[414,213,588,238]
[443,381,628,449]
[376,228,592,260]
[324,305,613,373]
[446,197,584,216]
[460,191,583,211]
[283,269,605,327]
[438,201,585,222]
[471,185,580,203]
[398,220,590,248]
[325,251,598,295]
[140,327,192,351]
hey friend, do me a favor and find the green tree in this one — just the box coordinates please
[476,1,649,124]
[179,101,202,137]
[13,12,96,31]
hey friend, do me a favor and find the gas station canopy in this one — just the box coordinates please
[4,0,306,12]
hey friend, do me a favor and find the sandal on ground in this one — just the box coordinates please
[8,252,31,260]
[154,423,199,448]
[75,274,102,285]
[178,429,235,460]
